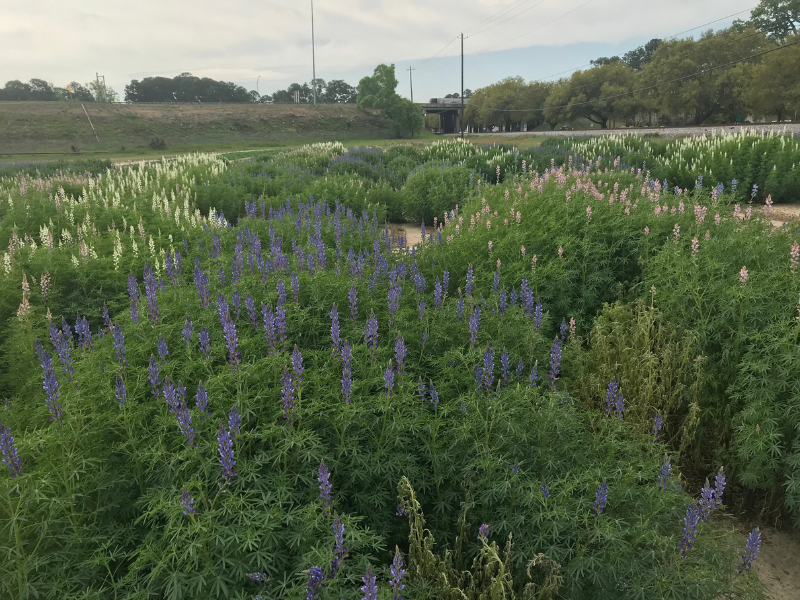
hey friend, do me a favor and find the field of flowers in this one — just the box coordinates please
[0,136,798,599]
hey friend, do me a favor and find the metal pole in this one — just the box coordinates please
[81,104,100,143]
[408,67,415,103]
[460,33,464,139]
[311,0,317,106]
[257,75,260,97]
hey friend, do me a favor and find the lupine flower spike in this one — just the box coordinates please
[739,528,762,573]
[390,546,406,600]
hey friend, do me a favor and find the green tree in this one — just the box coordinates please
[745,33,800,120]
[622,38,662,71]
[324,79,356,103]
[750,0,800,39]
[358,64,422,137]
[543,63,637,129]
[640,28,768,124]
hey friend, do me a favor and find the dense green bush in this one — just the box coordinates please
[401,161,478,224]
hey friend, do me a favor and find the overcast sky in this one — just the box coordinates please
[2,0,754,100]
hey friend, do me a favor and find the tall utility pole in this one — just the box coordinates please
[407,67,415,103]
[460,33,465,139]
[311,0,317,106]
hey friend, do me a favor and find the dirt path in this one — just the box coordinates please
[747,524,800,599]
[768,203,800,229]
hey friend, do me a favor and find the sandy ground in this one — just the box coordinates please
[768,203,800,229]
[745,524,800,600]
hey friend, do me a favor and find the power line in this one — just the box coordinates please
[534,5,759,82]
[416,36,460,71]
[479,38,800,113]
[474,0,599,55]
[462,0,535,35]
[467,0,549,37]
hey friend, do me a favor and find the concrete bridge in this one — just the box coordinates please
[419,98,468,134]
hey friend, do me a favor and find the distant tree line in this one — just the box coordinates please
[0,79,117,102]
[265,79,357,104]
[124,73,252,103]
[465,0,800,130]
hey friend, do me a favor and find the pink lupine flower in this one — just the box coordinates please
[745,207,752,220]
[673,224,680,240]
[644,226,650,235]
[734,204,741,219]
[488,240,493,253]
[705,230,710,241]
[516,186,522,195]
[565,191,571,204]
[678,201,685,214]
[486,220,491,230]
[790,241,799,272]
[504,218,509,226]
[521,246,526,256]
[558,246,563,258]
[764,195,773,216]
[497,259,501,269]
[505,189,509,201]
[569,317,576,338]
[586,206,592,221]
[739,266,748,285]
[516,211,521,223]
[532,255,537,270]
[691,237,699,255]
[715,213,721,226]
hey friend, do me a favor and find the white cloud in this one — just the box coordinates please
[1,0,753,97]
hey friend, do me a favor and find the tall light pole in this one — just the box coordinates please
[460,33,465,139]
[257,75,261,97]
[407,66,415,104]
[311,0,317,106]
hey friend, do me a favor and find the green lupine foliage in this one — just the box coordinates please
[0,141,789,599]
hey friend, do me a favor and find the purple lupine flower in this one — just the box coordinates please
[509,288,518,308]
[418,299,426,321]
[396,505,407,516]
[529,364,538,387]
[680,503,700,557]
[248,572,268,584]
[176,401,196,447]
[157,335,169,364]
[384,361,395,397]
[421,331,428,349]
[217,420,237,483]
[541,479,550,499]
[615,388,625,420]
[199,326,211,360]
[181,487,195,515]
[330,304,341,356]
[291,346,304,385]
[658,455,671,491]
[196,382,208,419]
[101,303,112,332]
[394,334,406,379]
[143,263,160,322]
[341,340,353,403]
[560,319,568,339]
[363,311,378,361]
[277,280,287,306]
[330,515,347,578]
[228,405,241,442]
[469,306,481,349]
[246,294,258,331]
[712,468,726,510]
[194,258,210,307]
[499,289,507,316]
[500,350,510,388]
[219,266,226,286]
[305,566,325,600]
[482,347,494,395]
[443,269,449,293]
[182,317,193,350]
[533,301,544,332]
[516,359,524,380]
[434,278,443,309]
[465,264,474,297]
[604,379,619,417]
[652,414,664,442]
[0,423,23,477]
[478,524,489,541]
[318,461,332,515]
[112,325,127,368]
[739,528,762,573]
[291,272,300,302]
[217,294,240,370]
[387,284,401,326]
[418,378,426,400]
[429,383,439,410]
[127,272,140,323]
[549,337,562,390]
[593,481,608,517]
[390,547,405,600]
[275,302,287,350]
[281,368,295,424]
[349,285,358,322]
[456,296,465,322]
[474,365,483,395]
[162,378,180,415]
[115,374,127,405]
[361,565,378,600]
[50,322,74,383]
[75,315,93,351]
[262,303,276,354]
